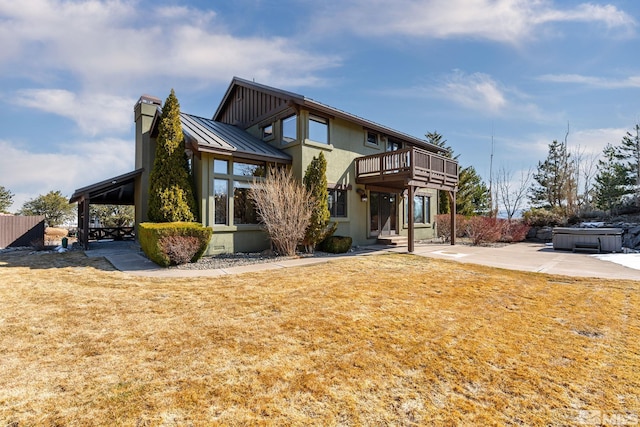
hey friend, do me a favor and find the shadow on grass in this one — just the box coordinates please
[0,248,118,271]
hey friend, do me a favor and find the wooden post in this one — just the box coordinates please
[448,190,456,245]
[82,197,90,250]
[408,185,415,253]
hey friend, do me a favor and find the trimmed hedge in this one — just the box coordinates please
[139,222,212,267]
[322,235,352,254]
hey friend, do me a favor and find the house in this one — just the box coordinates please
[71,77,459,253]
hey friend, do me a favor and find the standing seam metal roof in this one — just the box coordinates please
[180,113,291,163]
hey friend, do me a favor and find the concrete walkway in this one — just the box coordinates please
[84,240,640,281]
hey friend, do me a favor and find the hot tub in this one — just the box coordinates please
[552,227,623,253]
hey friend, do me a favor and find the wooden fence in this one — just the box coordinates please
[0,215,45,248]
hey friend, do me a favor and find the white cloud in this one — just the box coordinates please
[0,0,339,90]
[537,73,640,89]
[12,89,134,136]
[0,137,134,212]
[313,0,635,43]
[502,127,627,163]
[437,71,507,113]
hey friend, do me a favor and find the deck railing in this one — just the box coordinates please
[355,147,459,189]
[84,227,135,241]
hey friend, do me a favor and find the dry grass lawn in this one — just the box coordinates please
[1,250,639,426]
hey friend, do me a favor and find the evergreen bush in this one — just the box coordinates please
[139,222,212,267]
[303,152,331,252]
[148,89,198,223]
[321,235,352,253]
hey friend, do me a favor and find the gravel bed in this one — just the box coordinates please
[171,249,367,270]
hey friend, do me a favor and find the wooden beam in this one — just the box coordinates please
[408,185,415,253]
[448,190,456,246]
[81,197,90,250]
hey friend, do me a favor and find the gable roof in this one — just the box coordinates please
[213,77,445,154]
[180,113,291,164]
[70,168,143,204]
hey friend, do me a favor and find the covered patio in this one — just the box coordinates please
[355,146,459,251]
[69,169,142,249]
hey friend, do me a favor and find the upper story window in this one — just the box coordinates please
[366,131,378,146]
[214,159,228,174]
[308,115,329,144]
[281,115,297,144]
[262,124,273,140]
[387,139,402,152]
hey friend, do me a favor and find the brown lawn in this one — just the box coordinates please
[0,250,639,426]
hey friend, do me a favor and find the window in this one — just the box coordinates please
[281,115,297,144]
[366,131,378,146]
[234,181,259,224]
[387,139,402,152]
[233,161,265,177]
[214,159,228,174]
[262,124,273,140]
[404,195,430,224]
[309,115,328,144]
[328,189,347,217]
[214,179,228,224]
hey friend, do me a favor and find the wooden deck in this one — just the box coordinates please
[355,147,458,191]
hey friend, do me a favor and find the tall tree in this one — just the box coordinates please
[496,166,533,220]
[18,190,75,227]
[148,89,197,222]
[529,139,576,213]
[302,152,330,253]
[90,205,135,227]
[593,144,628,213]
[0,185,14,213]
[617,124,640,207]
[456,166,490,216]
[425,131,458,214]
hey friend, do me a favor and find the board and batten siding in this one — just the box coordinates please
[216,86,289,128]
[0,215,45,248]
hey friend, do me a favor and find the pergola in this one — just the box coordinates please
[69,169,143,249]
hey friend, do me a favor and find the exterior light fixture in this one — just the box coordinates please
[356,188,367,202]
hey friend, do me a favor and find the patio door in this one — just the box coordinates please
[369,192,397,237]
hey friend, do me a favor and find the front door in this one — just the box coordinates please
[369,192,397,237]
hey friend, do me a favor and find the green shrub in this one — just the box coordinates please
[522,207,566,227]
[321,235,352,254]
[139,222,212,267]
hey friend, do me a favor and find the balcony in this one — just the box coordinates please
[355,147,459,191]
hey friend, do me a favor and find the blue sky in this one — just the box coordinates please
[1,0,639,212]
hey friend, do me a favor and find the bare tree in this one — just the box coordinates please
[250,167,314,256]
[497,166,533,220]
[570,145,599,213]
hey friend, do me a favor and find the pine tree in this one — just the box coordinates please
[456,166,490,216]
[617,124,640,207]
[529,139,576,213]
[0,185,13,213]
[148,89,197,223]
[425,131,458,214]
[593,144,628,213]
[303,152,330,253]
